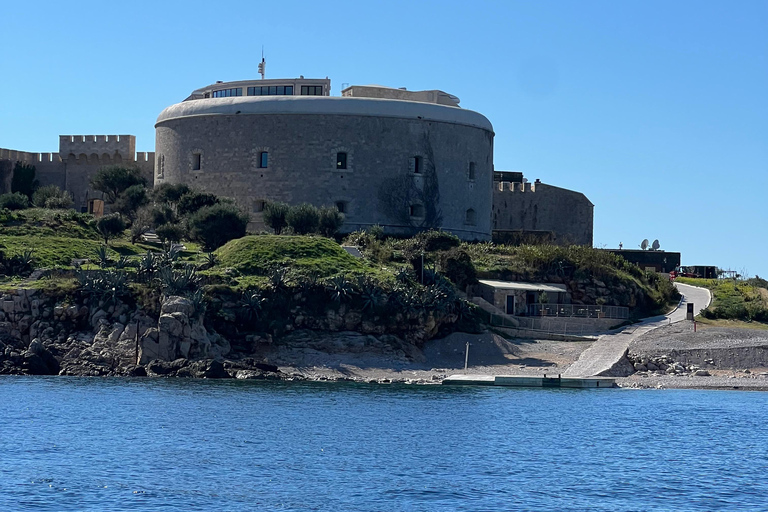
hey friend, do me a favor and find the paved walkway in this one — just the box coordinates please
[563,283,711,377]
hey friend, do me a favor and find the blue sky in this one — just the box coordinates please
[1,0,766,276]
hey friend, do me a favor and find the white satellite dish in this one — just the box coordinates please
[652,239,660,251]
[640,239,649,250]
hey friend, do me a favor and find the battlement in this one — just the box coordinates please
[497,181,537,192]
[0,148,62,164]
[59,135,136,161]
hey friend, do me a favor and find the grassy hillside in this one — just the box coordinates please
[676,277,768,324]
[215,235,369,277]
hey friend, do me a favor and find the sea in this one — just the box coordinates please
[1,377,767,511]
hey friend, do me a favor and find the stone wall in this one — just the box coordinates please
[156,111,493,240]
[0,136,154,208]
[492,181,594,246]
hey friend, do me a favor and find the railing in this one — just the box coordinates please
[526,303,629,320]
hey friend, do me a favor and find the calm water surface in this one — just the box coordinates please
[1,377,767,511]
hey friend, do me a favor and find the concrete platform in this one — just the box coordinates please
[442,374,616,388]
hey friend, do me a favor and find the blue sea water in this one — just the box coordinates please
[1,377,767,511]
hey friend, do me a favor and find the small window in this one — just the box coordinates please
[336,152,347,170]
[254,200,266,213]
[259,152,268,168]
[410,204,425,217]
[286,86,294,95]
[409,156,422,174]
[336,201,347,214]
[465,208,476,225]
[468,162,476,180]
[300,85,323,96]
[192,153,201,171]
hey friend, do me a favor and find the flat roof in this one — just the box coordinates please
[478,280,567,293]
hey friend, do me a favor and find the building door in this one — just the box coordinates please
[506,295,515,315]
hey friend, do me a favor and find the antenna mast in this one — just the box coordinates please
[258,47,266,80]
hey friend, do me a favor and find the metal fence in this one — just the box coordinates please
[526,303,629,320]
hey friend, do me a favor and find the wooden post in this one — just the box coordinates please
[464,342,470,372]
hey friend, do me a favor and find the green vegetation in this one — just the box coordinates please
[215,235,368,277]
[188,203,250,251]
[0,192,30,210]
[91,166,146,203]
[677,277,768,323]
[11,162,38,199]
[32,185,73,209]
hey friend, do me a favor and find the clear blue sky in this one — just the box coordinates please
[2,0,766,276]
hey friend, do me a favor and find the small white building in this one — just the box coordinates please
[476,280,569,316]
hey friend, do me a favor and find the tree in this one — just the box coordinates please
[11,162,38,199]
[155,223,186,243]
[91,166,146,203]
[32,185,72,209]
[287,203,320,235]
[152,183,191,205]
[262,201,290,235]
[112,184,149,220]
[188,203,249,251]
[318,206,344,237]
[177,191,219,216]
[96,214,126,245]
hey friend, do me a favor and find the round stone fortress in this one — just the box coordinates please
[155,78,494,240]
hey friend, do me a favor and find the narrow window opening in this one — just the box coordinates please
[465,208,476,225]
[336,152,347,170]
[410,156,422,174]
[336,201,347,214]
[468,161,476,180]
[259,152,268,168]
[254,200,266,213]
[192,153,201,170]
[410,204,425,217]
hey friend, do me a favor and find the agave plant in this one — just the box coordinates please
[95,245,111,269]
[160,244,182,267]
[202,252,218,269]
[137,251,158,282]
[238,289,264,323]
[326,274,353,303]
[356,275,385,311]
[114,256,131,269]
[188,288,207,320]
[159,265,200,295]
[269,267,290,293]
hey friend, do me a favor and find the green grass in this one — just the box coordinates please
[0,208,100,240]
[677,277,768,323]
[215,235,369,277]
[0,235,107,267]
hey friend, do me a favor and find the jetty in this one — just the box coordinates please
[442,374,616,388]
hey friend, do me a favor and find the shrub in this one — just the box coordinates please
[33,185,71,208]
[0,192,29,210]
[177,191,219,216]
[418,230,461,252]
[263,201,290,235]
[318,206,344,237]
[96,213,126,244]
[188,203,249,251]
[287,203,320,235]
[112,184,149,220]
[368,224,385,240]
[155,222,186,243]
[45,195,74,209]
[91,166,146,203]
[438,247,477,289]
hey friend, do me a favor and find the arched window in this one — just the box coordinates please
[468,162,476,180]
[259,152,268,168]
[336,152,347,170]
[465,208,476,225]
[336,201,348,214]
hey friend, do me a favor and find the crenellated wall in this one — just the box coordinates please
[491,180,594,246]
[0,136,154,208]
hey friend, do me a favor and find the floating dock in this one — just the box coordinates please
[442,374,616,388]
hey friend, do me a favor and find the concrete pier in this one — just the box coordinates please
[442,374,616,388]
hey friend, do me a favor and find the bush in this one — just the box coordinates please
[0,192,29,210]
[91,166,146,203]
[438,248,477,289]
[112,184,149,220]
[177,191,219,216]
[96,213,126,244]
[189,203,249,251]
[155,223,186,243]
[33,185,71,208]
[418,230,461,252]
[263,201,290,235]
[318,206,344,237]
[287,203,320,235]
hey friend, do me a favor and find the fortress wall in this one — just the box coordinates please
[156,113,493,240]
[492,182,594,245]
[59,135,136,161]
